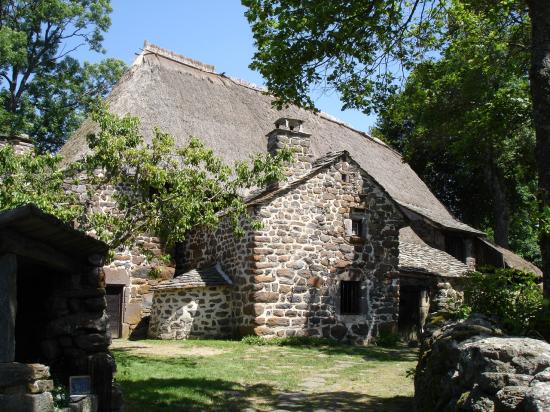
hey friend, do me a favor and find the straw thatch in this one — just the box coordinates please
[60,41,480,234]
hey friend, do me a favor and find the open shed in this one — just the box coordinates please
[0,205,118,412]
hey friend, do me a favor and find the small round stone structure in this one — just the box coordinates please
[148,264,233,339]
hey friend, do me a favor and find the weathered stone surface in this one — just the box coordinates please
[0,363,50,388]
[124,302,142,325]
[0,392,53,412]
[27,379,54,394]
[103,267,130,286]
[148,286,232,339]
[415,314,550,412]
[252,292,280,303]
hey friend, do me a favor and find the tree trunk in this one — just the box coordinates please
[492,173,510,249]
[528,0,550,297]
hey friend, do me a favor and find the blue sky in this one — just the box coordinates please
[74,0,377,132]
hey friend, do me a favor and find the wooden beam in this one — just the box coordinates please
[0,230,82,273]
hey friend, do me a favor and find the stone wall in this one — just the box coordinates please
[148,286,232,339]
[183,155,405,343]
[0,363,54,412]
[0,134,35,154]
[415,314,550,411]
[66,176,173,337]
[182,219,253,336]
[247,158,404,343]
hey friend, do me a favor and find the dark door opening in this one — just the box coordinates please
[398,285,429,342]
[106,286,123,339]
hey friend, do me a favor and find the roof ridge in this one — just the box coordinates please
[140,40,216,73]
[136,41,395,152]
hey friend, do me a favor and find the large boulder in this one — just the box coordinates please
[415,314,550,411]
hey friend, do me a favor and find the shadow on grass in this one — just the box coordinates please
[118,377,412,412]
[243,337,418,362]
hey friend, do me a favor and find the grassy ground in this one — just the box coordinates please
[111,338,417,412]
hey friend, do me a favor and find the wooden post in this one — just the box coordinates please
[0,253,17,362]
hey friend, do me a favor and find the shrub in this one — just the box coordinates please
[241,335,270,345]
[376,331,400,348]
[463,266,543,334]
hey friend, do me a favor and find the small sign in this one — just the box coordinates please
[69,375,91,395]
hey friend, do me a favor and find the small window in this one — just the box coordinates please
[351,219,363,237]
[341,173,349,183]
[340,281,361,314]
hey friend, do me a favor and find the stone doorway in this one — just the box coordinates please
[398,285,429,342]
[106,286,124,339]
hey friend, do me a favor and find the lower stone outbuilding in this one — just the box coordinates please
[148,264,233,339]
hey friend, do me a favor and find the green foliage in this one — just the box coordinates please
[375,1,538,260]
[241,335,335,347]
[75,104,293,251]
[0,144,82,221]
[51,383,70,410]
[463,267,543,334]
[375,331,400,348]
[241,335,271,346]
[0,0,125,151]
[1,104,293,258]
[243,0,445,113]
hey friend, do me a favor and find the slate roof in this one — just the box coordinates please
[60,41,481,235]
[151,263,232,291]
[398,227,469,278]
[477,238,543,277]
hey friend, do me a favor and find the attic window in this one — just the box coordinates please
[341,173,349,183]
[340,281,361,314]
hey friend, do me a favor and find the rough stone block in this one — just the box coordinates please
[251,292,279,303]
[0,392,53,412]
[124,302,142,325]
[103,267,130,286]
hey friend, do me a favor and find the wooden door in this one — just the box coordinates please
[106,286,123,339]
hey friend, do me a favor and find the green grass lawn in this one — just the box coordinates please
[111,338,417,412]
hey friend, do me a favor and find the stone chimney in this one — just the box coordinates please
[0,134,34,155]
[267,118,313,178]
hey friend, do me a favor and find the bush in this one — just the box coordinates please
[463,266,543,334]
[241,335,336,347]
[376,331,400,348]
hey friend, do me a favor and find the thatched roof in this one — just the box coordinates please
[60,41,480,234]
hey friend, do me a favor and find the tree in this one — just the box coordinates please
[243,0,550,296]
[0,0,126,151]
[374,2,538,260]
[0,106,293,259]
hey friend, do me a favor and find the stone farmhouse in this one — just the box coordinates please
[56,42,541,343]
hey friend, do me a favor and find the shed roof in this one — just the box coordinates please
[477,238,543,277]
[151,263,232,291]
[398,227,469,278]
[0,204,109,264]
[60,41,480,235]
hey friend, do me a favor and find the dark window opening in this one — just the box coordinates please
[351,219,363,237]
[445,235,465,262]
[340,281,361,314]
[341,173,349,183]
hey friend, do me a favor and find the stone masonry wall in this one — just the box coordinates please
[183,219,253,336]
[65,177,172,337]
[247,158,405,343]
[184,156,405,343]
[148,286,232,339]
